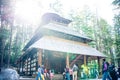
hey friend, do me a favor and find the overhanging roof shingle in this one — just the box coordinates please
[23,23,92,51]
[29,36,106,57]
[42,23,92,42]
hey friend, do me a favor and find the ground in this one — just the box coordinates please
[19,74,120,80]
[20,74,63,80]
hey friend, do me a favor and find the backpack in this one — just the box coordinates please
[108,64,115,72]
[73,66,78,72]
[103,62,108,71]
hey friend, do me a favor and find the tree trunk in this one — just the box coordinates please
[0,38,6,68]
[7,23,13,68]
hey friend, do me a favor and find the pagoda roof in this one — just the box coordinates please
[23,13,92,51]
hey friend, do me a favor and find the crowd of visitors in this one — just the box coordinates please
[102,58,120,80]
[62,59,120,80]
[0,60,119,80]
[63,64,79,80]
[36,65,54,80]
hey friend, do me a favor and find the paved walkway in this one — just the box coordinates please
[19,75,120,80]
[19,78,120,80]
[19,78,103,80]
[19,77,34,80]
[19,74,63,80]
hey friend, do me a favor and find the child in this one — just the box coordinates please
[49,69,54,80]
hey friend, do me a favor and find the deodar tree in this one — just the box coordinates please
[113,0,120,65]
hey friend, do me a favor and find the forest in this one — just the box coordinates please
[0,0,120,68]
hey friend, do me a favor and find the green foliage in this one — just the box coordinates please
[113,14,120,62]
[69,7,94,39]
[11,42,22,66]
[49,0,63,14]
[70,54,76,61]
[0,27,10,66]
[112,0,120,9]
[9,25,34,66]
[68,6,115,60]
[0,28,9,39]
[112,0,120,63]
[98,19,114,54]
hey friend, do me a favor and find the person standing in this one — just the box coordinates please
[41,65,45,80]
[65,65,70,80]
[36,65,42,80]
[109,62,118,80]
[72,64,78,80]
[69,68,73,80]
[106,62,112,80]
[49,69,54,80]
[102,59,112,80]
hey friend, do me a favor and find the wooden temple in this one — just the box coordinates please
[17,13,106,77]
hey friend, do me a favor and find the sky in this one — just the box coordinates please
[15,0,115,26]
[41,0,114,25]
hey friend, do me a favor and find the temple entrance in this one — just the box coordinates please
[43,50,66,74]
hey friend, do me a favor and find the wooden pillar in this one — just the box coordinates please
[19,60,21,71]
[22,61,24,73]
[97,57,100,74]
[38,49,42,66]
[30,57,31,75]
[66,53,69,67]
[27,56,28,75]
[21,61,23,72]
[84,55,86,66]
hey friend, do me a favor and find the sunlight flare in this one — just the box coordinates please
[15,0,42,24]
